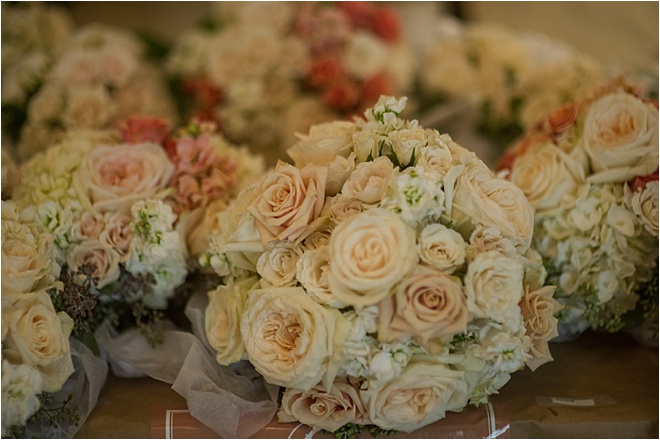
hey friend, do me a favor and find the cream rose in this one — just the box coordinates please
[387,125,427,167]
[248,162,328,245]
[325,154,356,197]
[62,85,115,129]
[328,209,418,307]
[464,251,524,324]
[417,223,466,273]
[341,157,394,206]
[205,280,251,365]
[1,360,43,437]
[509,141,585,211]
[2,291,74,393]
[450,159,535,252]
[278,379,368,432]
[519,285,562,371]
[241,287,351,391]
[287,121,356,167]
[329,194,367,223]
[78,143,174,214]
[360,360,470,433]
[72,211,105,241]
[1,213,60,297]
[467,226,518,260]
[66,239,121,289]
[378,266,468,346]
[582,92,658,182]
[296,247,344,308]
[256,240,304,287]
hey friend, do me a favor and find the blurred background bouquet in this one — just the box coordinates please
[196,96,560,435]
[497,77,658,342]
[2,3,177,162]
[166,1,415,166]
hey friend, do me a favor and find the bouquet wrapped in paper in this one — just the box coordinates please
[497,78,659,338]
[10,116,265,351]
[166,1,415,165]
[200,96,560,434]
[10,22,177,161]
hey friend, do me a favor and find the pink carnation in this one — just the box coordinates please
[119,115,171,144]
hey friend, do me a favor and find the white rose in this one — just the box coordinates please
[450,159,534,252]
[378,265,468,347]
[343,31,388,80]
[387,126,427,167]
[287,121,356,167]
[467,226,517,260]
[341,157,394,206]
[71,211,105,241]
[582,92,658,182]
[625,181,659,237]
[509,141,586,211]
[78,143,174,214]
[205,280,253,365]
[66,239,121,289]
[464,251,524,324]
[416,143,453,181]
[325,154,357,197]
[241,287,351,391]
[360,360,470,433]
[2,291,74,393]
[328,209,418,307]
[417,224,466,273]
[1,361,43,437]
[278,379,367,432]
[256,240,304,287]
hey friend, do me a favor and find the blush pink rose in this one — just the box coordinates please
[248,162,328,245]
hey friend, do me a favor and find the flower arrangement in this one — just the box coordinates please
[10,116,265,346]
[12,23,178,161]
[1,2,74,148]
[166,1,415,164]
[417,19,605,151]
[1,200,76,437]
[201,96,560,434]
[497,78,659,337]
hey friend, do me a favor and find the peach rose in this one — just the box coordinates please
[278,379,368,432]
[248,162,328,245]
[509,141,586,211]
[287,120,355,167]
[256,240,304,287]
[519,285,562,371]
[340,156,394,206]
[78,143,174,214]
[66,239,121,288]
[99,212,133,257]
[582,92,659,182]
[377,266,468,347]
[328,209,418,307]
[241,287,351,391]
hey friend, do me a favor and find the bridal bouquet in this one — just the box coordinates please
[10,116,264,346]
[201,96,560,434]
[166,1,414,163]
[13,23,177,160]
[497,79,658,337]
[417,19,605,150]
[2,200,76,437]
[1,2,74,146]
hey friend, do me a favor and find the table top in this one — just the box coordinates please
[74,330,659,439]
